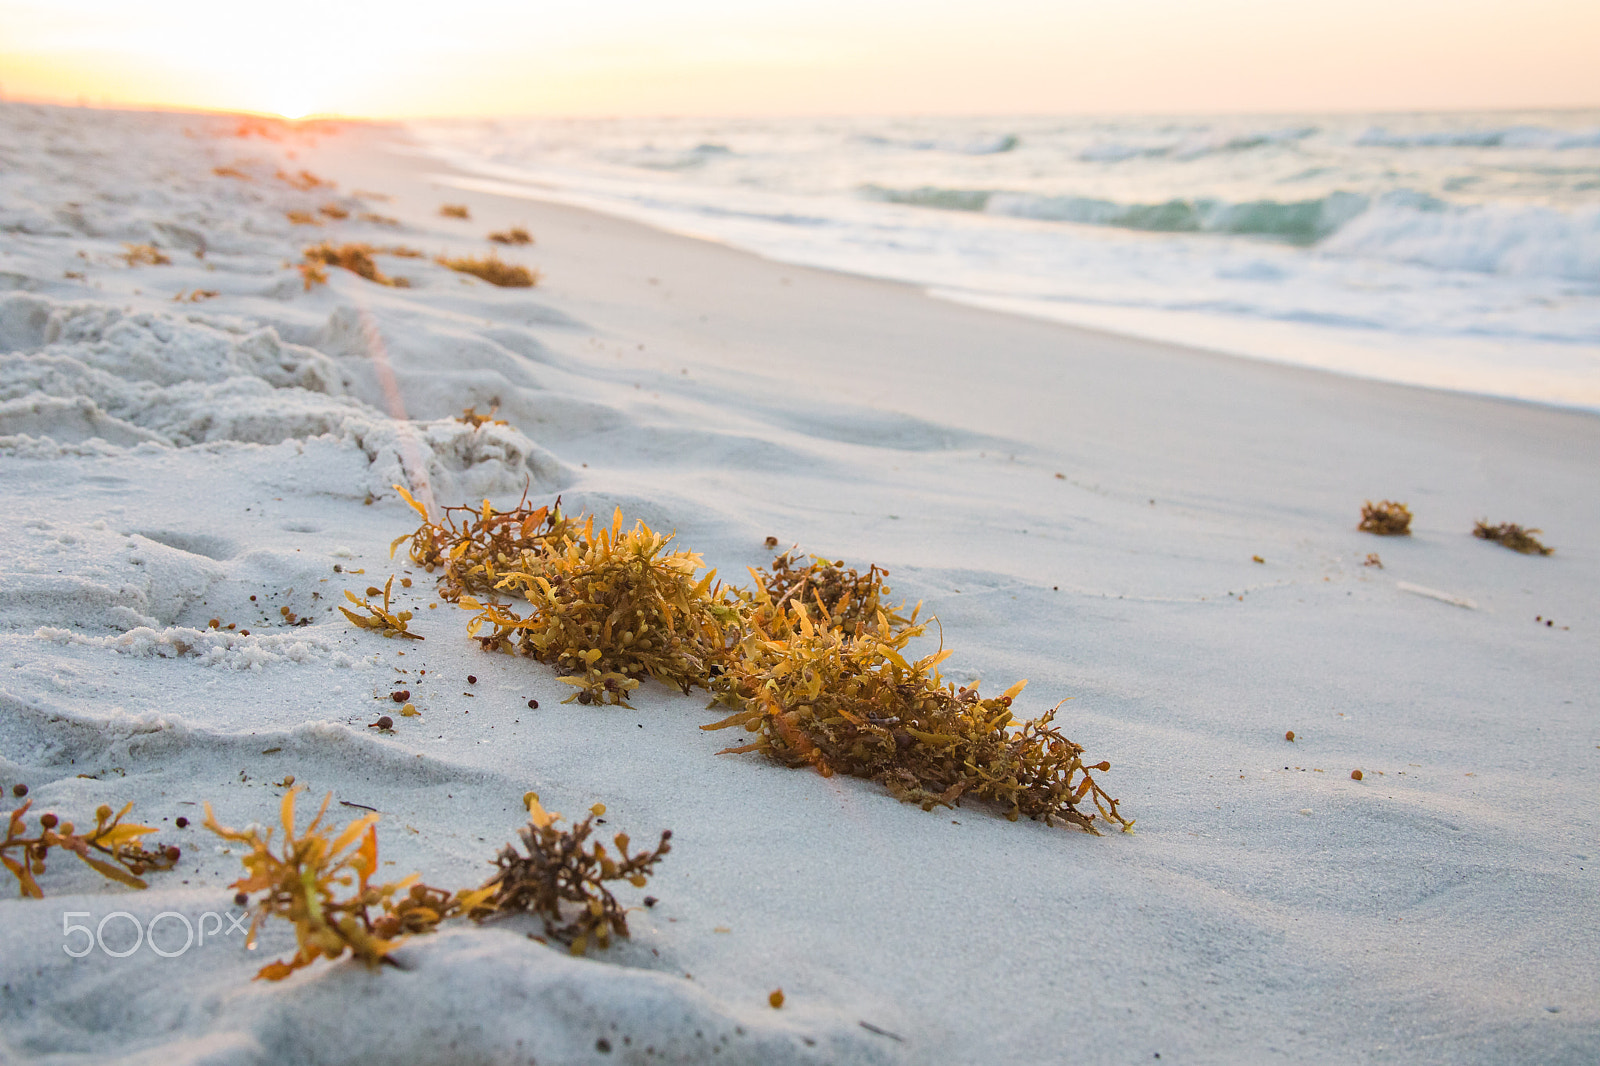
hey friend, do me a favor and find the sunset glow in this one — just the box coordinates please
[2,0,1597,118]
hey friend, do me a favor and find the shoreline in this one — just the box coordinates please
[410,124,1600,419]
[2,104,1596,1065]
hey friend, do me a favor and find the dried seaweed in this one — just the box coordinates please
[488,227,533,245]
[1358,500,1412,536]
[121,243,171,266]
[340,575,423,639]
[285,210,322,226]
[299,261,328,290]
[438,252,538,288]
[706,604,1131,833]
[439,204,471,219]
[456,406,507,428]
[302,242,409,287]
[747,550,914,639]
[360,212,399,226]
[464,509,744,706]
[1473,520,1553,555]
[3,799,178,897]
[212,165,252,180]
[390,485,574,604]
[278,168,332,191]
[205,788,480,980]
[475,794,670,954]
[318,203,350,220]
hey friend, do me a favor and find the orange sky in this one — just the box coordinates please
[2,0,1597,119]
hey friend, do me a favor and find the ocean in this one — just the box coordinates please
[413,111,1600,411]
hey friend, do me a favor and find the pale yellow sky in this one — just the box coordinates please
[1,0,1597,119]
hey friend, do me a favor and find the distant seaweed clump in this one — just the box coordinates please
[1358,499,1412,536]
[121,243,171,266]
[488,226,533,245]
[1473,520,1553,555]
[439,203,471,219]
[439,252,539,288]
[302,242,410,287]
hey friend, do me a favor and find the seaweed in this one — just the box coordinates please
[390,485,574,604]
[359,212,399,226]
[318,203,350,220]
[488,227,533,245]
[439,204,471,219]
[121,243,171,266]
[340,575,423,639]
[464,509,744,706]
[204,788,479,980]
[705,604,1131,833]
[438,251,538,288]
[1473,520,1553,555]
[475,794,670,954]
[3,799,179,897]
[212,165,252,180]
[285,210,322,226]
[456,405,507,428]
[299,261,328,290]
[746,550,914,639]
[1358,500,1412,536]
[302,241,408,287]
[277,168,332,191]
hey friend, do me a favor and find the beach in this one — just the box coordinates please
[1,103,1596,1064]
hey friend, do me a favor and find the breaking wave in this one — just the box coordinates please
[861,185,1370,244]
[1356,125,1600,150]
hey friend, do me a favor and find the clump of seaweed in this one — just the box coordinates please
[3,799,179,897]
[438,251,538,288]
[747,550,914,638]
[359,212,399,226]
[340,575,423,640]
[318,203,350,220]
[285,210,322,226]
[299,261,329,290]
[302,241,412,287]
[1473,520,1554,555]
[706,604,1131,834]
[212,165,252,180]
[456,406,507,428]
[476,794,670,954]
[278,168,332,191]
[488,227,533,245]
[205,788,478,980]
[391,485,574,604]
[464,509,744,706]
[121,243,171,266]
[1359,500,1413,536]
[439,204,471,219]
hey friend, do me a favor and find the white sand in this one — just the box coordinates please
[1,103,1596,1065]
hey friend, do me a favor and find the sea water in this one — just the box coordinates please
[414,112,1600,411]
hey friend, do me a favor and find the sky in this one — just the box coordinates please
[1,0,1597,119]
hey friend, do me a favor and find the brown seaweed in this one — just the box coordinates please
[474,794,670,954]
[705,604,1132,834]
[438,251,538,288]
[1473,520,1553,555]
[3,799,178,897]
[1358,499,1412,536]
